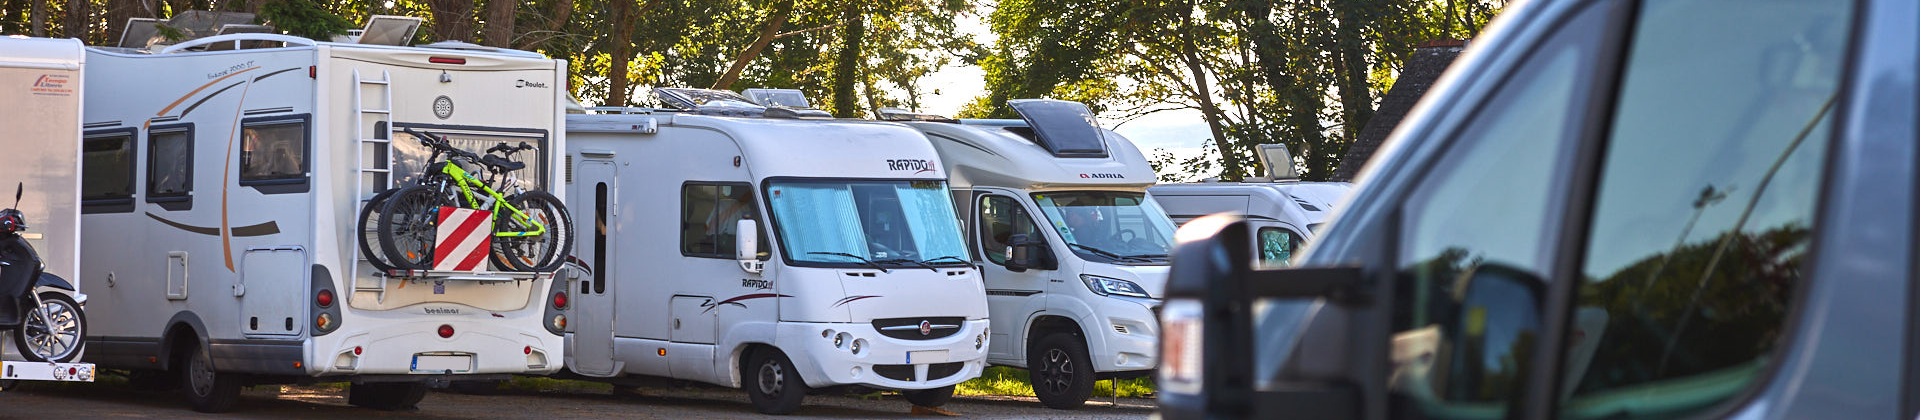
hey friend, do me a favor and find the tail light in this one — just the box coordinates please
[428,57,467,65]
[316,289,335,308]
[438,324,455,338]
[1158,299,1204,395]
[552,291,568,309]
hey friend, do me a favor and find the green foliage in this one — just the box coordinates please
[260,0,356,41]
[958,366,1157,398]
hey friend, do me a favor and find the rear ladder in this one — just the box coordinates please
[351,69,394,302]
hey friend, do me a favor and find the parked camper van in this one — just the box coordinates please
[561,89,987,415]
[1151,146,1354,267]
[883,100,1174,409]
[0,36,97,383]
[78,20,569,412]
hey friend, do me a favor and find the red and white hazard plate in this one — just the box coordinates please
[434,207,493,272]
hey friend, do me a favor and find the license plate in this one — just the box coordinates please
[410,354,473,373]
[906,350,949,364]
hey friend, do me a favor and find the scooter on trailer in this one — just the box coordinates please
[0,183,93,384]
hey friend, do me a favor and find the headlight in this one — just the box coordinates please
[1158,298,1203,395]
[1081,275,1150,298]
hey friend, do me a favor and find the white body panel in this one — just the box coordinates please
[904,120,1169,374]
[0,37,84,288]
[565,114,988,390]
[78,41,566,380]
[1150,181,1356,233]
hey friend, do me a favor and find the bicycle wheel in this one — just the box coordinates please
[356,188,401,271]
[492,191,574,272]
[378,185,449,270]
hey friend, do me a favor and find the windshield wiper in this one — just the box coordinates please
[920,255,976,269]
[807,252,890,273]
[1068,244,1153,262]
[876,258,940,273]
[1122,253,1170,260]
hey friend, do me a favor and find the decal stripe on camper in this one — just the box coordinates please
[434,207,493,271]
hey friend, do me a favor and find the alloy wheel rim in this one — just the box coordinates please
[1042,348,1073,394]
[23,299,79,360]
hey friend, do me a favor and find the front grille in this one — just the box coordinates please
[872,316,965,340]
[927,362,965,380]
[873,364,914,381]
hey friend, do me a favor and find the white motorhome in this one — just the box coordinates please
[884,100,1174,409]
[561,89,988,415]
[0,36,97,383]
[77,21,568,412]
[1150,146,1355,267]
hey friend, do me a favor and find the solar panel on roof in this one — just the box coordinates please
[1008,99,1108,158]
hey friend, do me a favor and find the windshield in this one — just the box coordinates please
[1032,191,1176,264]
[766,179,970,267]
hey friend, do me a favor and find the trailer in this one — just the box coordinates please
[76,22,568,412]
[0,36,95,385]
[562,89,988,414]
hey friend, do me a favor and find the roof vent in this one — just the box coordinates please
[1257,144,1299,181]
[1007,99,1109,158]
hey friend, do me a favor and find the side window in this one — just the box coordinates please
[680,183,770,259]
[1557,0,1852,417]
[1255,227,1299,268]
[1388,2,1615,416]
[81,129,136,213]
[239,118,308,185]
[147,125,193,204]
[978,195,1037,265]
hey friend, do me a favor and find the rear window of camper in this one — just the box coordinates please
[240,120,307,182]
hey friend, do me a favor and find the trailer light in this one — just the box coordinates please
[354,346,363,355]
[438,324,455,338]
[552,291,568,309]
[317,289,334,308]
[552,314,566,330]
[429,57,467,65]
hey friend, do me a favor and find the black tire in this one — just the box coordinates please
[356,188,401,271]
[902,385,955,407]
[15,292,84,363]
[1028,333,1095,410]
[180,342,243,413]
[377,185,448,270]
[745,348,807,415]
[492,191,573,272]
[348,382,429,411]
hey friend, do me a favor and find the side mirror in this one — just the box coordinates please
[1006,233,1047,272]
[12,182,20,207]
[736,219,764,274]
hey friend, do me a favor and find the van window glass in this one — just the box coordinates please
[148,128,192,197]
[1256,227,1299,268]
[979,195,1039,265]
[240,121,306,181]
[1557,0,1851,418]
[681,183,769,259]
[1032,191,1177,264]
[1388,3,1610,416]
[82,132,134,201]
[766,180,970,267]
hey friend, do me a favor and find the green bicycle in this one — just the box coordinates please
[363,128,573,272]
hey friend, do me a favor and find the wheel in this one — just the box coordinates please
[348,382,429,411]
[15,292,84,362]
[902,385,955,407]
[180,342,243,413]
[377,185,448,270]
[1028,333,1094,410]
[492,191,573,272]
[356,188,402,271]
[745,348,807,415]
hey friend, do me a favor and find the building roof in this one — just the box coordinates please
[1332,41,1465,182]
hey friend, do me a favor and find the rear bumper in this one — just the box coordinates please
[775,319,990,390]
[310,317,563,377]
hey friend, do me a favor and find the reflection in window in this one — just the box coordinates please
[149,129,192,197]
[1256,228,1299,268]
[82,133,134,201]
[979,195,1039,265]
[240,122,305,181]
[1558,0,1850,418]
[681,184,768,259]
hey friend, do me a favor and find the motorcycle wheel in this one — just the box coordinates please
[15,292,84,363]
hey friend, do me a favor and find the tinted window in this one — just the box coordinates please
[1007,99,1108,157]
[681,183,769,259]
[148,127,192,198]
[240,121,306,182]
[1256,227,1299,268]
[1389,3,1611,416]
[979,195,1039,265]
[1557,0,1851,418]
[82,132,134,201]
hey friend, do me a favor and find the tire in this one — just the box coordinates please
[745,348,807,415]
[492,191,573,272]
[356,188,402,271]
[180,342,243,413]
[377,185,448,270]
[348,382,429,411]
[1028,333,1095,410]
[15,292,84,363]
[903,385,955,407]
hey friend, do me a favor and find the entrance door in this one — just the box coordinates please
[974,191,1053,362]
[570,160,618,376]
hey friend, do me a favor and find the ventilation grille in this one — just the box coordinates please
[873,364,914,381]
[927,362,965,380]
[564,154,573,184]
[1113,324,1130,335]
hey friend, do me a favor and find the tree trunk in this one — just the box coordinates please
[1175,0,1242,181]
[712,0,793,90]
[426,0,477,42]
[482,0,516,47]
[604,0,638,106]
[514,0,575,49]
[829,3,865,118]
[64,0,92,41]
[1333,6,1374,145]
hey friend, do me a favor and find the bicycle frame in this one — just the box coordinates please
[436,161,547,238]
